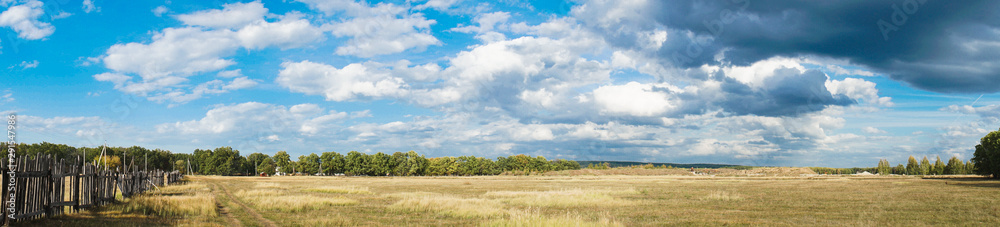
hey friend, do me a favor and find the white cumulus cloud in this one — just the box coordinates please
[277,61,408,102]
[0,0,55,40]
[82,0,98,13]
[593,82,677,117]
[298,0,440,57]
[95,2,324,105]
[175,1,268,29]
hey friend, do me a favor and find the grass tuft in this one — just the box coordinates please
[235,189,358,212]
[701,191,743,201]
[485,210,621,227]
[389,192,508,218]
[485,188,638,207]
[254,182,289,189]
[303,186,374,195]
[115,183,217,217]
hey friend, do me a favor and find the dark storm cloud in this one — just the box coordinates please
[588,0,1000,93]
[715,68,854,116]
[669,68,854,117]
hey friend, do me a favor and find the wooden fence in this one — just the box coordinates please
[0,154,182,223]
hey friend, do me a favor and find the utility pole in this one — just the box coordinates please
[186,158,193,175]
[97,141,108,170]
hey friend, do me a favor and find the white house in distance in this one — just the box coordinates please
[275,166,286,176]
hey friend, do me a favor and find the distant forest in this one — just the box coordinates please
[0,142,581,176]
[575,161,749,169]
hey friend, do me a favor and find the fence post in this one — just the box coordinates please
[72,156,80,212]
[43,155,52,218]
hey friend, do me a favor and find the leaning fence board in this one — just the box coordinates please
[0,154,182,224]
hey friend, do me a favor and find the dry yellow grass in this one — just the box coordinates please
[389,192,509,218]
[28,175,1000,226]
[486,210,621,227]
[234,188,283,197]
[701,190,743,201]
[118,182,218,217]
[124,194,219,217]
[254,182,289,189]
[485,188,637,207]
[235,189,358,212]
[157,182,212,193]
[303,185,375,195]
[294,218,356,226]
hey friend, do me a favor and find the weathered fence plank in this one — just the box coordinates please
[0,154,182,223]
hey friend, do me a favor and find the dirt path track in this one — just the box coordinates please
[210,181,277,227]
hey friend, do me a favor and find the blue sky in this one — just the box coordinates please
[2,0,999,167]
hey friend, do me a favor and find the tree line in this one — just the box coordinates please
[0,142,581,176]
[874,156,976,175]
[231,150,581,176]
[0,142,178,171]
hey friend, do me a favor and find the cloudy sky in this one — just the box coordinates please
[2,0,999,167]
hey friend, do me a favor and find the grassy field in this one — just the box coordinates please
[22,173,1000,226]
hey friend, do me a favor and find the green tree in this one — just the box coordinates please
[390,151,427,176]
[876,159,891,175]
[456,156,477,176]
[919,156,931,175]
[204,147,242,175]
[369,152,394,176]
[246,153,270,174]
[193,149,212,174]
[972,128,1000,179]
[426,157,444,176]
[408,151,429,176]
[94,155,122,170]
[427,157,456,176]
[274,151,292,174]
[288,161,299,174]
[391,152,408,176]
[945,156,965,174]
[564,160,582,170]
[531,156,549,172]
[504,154,534,172]
[345,151,367,175]
[298,153,320,175]
[320,151,345,175]
[258,158,276,175]
[932,156,945,175]
[174,160,187,174]
[146,149,173,171]
[247,153,270,168]
[892,164,906,175]
[481,157,500,175]
[906,156,919,175]
[966,160,976,175]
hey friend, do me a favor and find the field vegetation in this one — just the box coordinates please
[22,168,1000,226]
